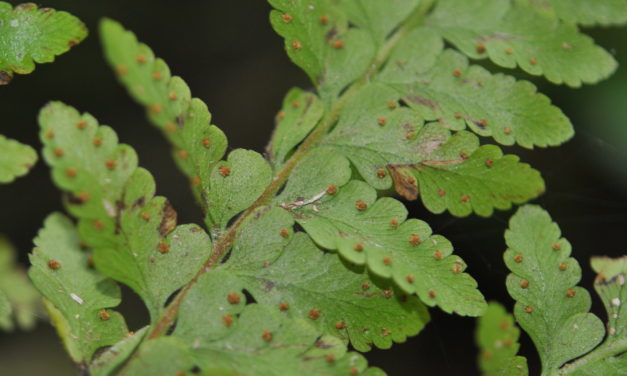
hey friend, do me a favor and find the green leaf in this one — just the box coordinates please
[0,235,41,331]
[0,134,37,183]
[205,149,272,229]
[28,213,128,363]
[38,101,213,319]
[292,180,486,316]
[158,270,384,376]
[313,83,544,217]
[334,0,421,46]
[504,205,605,372]
[561,257,627,376]
[90,327,148,376]
[412,144,545,217]
[276,148,351,206]
[382,48,574,148]
[0,292,10,329]
[100,19,228,219]
[428,0,617,87]
[0,2,87,84]
[318,83,430,191]
[476,302,528,376]
[224,206,430,351]
[591,257,627,343]
[569,358,627,376]
[377,27,444,85]
[182,204,430,352]
[268,87,324,166]
[530,0,627,27]
[269,0,376,101]
[118,336,195,376]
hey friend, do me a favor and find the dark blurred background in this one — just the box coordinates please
[1,1,626,375]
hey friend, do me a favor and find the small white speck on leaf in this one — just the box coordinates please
[70,293,84,304]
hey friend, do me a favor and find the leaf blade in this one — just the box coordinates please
[292,180,486,316]
[0,135,37,183]
[0,2,87,84]
[225,207,430,351]
[38,101,213,319]
[28,213,127,363]
[428,0,617,87]
[0,235,40,331]
[476,302,528,376]
[504,205,605,372]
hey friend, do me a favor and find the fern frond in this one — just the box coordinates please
[0,134,37,183]
[0,2,87,84]
[38,101,212,319]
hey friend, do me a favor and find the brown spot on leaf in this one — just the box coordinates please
[325,27,338,42]
[222,314,233,327]
[331,40,345,49]
[66,192,86,206]
[0,71,12,85]
[132,197,145,209]
[219,165,231,177]
[157,241,169,254]
[355,200,367,211]
[309,308,320,320]
[99,310,111,321]
[559,263,568,271]
[404,95,439,110]
[409,234,421,246]
[227,292,240,304]
[388,165,418,201]
[158,201,177,236]
[262,330,273,342]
